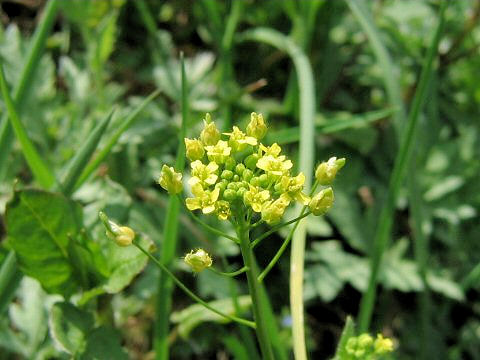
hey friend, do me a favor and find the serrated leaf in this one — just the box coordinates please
[49,302,94,355]
[5,189,83,296]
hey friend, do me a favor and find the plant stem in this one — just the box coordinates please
[236,217,274,360]
[177,195,239,242]
[357,0,449,332]
[134,241,255,329]
[209,266,248,277]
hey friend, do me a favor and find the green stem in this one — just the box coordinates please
[209,266,248,277]
[177,195,239,242]
[133,241,255,329]
[357,0,449,332]
[236,218,275,360]
[250,210,312,249]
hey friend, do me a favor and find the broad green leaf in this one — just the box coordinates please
[5,189,82,296]
[332,316,356,360]
[49,302,94,355]
[80,326,129,360]
[304,264,343,302]
[170,295,252,338]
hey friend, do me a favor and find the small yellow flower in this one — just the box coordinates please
[186,183,220,214]
[224,126,257,152]
[215,200,231,220]
[277,173,310,205]
[374,334,394,354]
[184,138,205,161]
[184,249,212,273]
[315,157,346,185]
[246,112,267,140]
[261,194,290,224]
[200,114,220,145]
[259,143,282,157]
[205,140,232,164]
[244,185,271,212]
[309,187,334,216]
[189,160,218,187]
[158,165,183,195]
[256,154,293,176]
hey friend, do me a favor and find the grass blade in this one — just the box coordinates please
[0,0,60,181]
[238,27,315,360]
[356,0,449,333]
[0,63,55,188]
[74,89,160,190]
[154,54,188,360]
[0,251,22,315]
[60,110,114,196]
[345,0,406,133]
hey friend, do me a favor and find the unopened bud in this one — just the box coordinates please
[246,112,267,140]
[99,212,135,247]
[184,249,212,273]
[200,114,220,145]
[158,165,183,195]
[309,187,334,216]
[315,157,346,185]
[184,138,204,161]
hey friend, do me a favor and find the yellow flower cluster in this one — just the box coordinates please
[157,112,345,225]
[180,113,311,224]
[345,333,394,359]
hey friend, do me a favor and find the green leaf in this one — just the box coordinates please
[332,316,356,360]
[101,235,152,294]
[80,326,129,360]
[170,295,252,338]
[49,302,94,355]
[5,189,82,296]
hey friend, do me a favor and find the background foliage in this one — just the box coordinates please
[0,0,479,359]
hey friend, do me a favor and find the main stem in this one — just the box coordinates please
[236,217,275,360]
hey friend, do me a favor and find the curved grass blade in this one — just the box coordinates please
[0,251,22,315]
[238,27,315,360]
[0,0,60,181]
[0,63,55,188]
[74,89,160,190]
[356,0,450,333]
[60,110,114,196]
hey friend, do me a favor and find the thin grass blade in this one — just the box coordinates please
[0,63,55,188]
[357,0,450,333]
[60,110,114,196]
[74,89,160,189]
[0,251,22,315]
[154,54,188,360]
[0,0,60,181]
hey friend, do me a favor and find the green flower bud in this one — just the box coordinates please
[158,165,183,194]
[223,189,237,201]
[315,157,346,185]
[250,176,260,186]
[200,114,220,145]
[99,212,135,247]
[244,153,260,170]
[235,163,246,175]
[227,182,238,191]
[358,334,373,348]
[184,249,212,273]
[184,138,204,161]
[233,174,240,182]
[224,157,236,171]
[221,170,234,180]
[242,169,253,182]
[309,187,334,216]
[258,173,269,187]
[246,112,267,140]
[237,187,247,198]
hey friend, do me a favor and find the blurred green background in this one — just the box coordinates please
[0,0,479,359]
